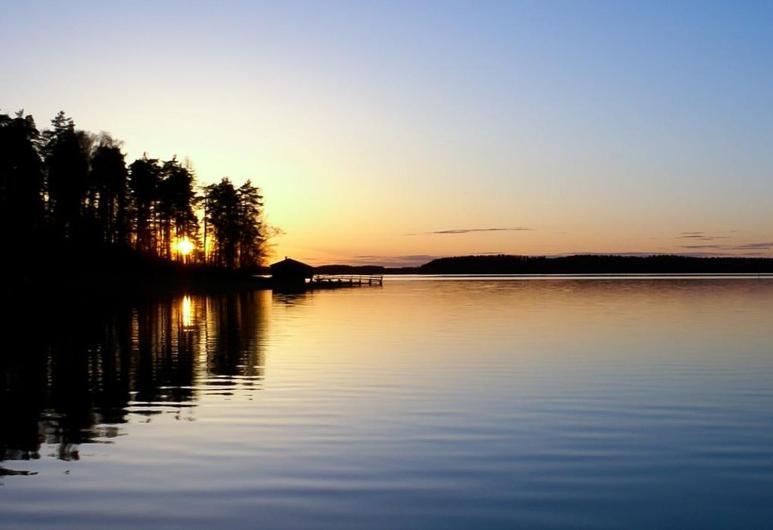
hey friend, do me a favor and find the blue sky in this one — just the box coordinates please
[2,0,772,264]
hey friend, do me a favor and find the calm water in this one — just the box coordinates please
[3,278,773,529]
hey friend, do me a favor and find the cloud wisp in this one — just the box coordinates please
[349,254,438,267]
[677,231,728,241]
[677,239,773,255]
[734,242,773,250]
[406,227,532,236]
[680,244,724,249]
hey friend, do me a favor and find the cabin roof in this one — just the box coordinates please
[270,257,314,274]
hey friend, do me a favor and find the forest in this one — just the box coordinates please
[0,110,270,285]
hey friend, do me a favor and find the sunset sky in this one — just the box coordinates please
[2,0,772,265]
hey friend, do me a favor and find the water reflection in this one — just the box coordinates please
[0,290,270,463]
[181,295,193,329]
[4,279,773,528]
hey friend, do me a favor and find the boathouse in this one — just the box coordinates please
[270,257,314,287]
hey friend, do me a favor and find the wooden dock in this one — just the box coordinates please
[309,274,384,288]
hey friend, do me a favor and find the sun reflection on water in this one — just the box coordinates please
[181,295,193,329]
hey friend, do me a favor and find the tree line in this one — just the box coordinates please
[418,254,773,274]
[0,110,269,270]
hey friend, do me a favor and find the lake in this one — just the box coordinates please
[3,277,773,529]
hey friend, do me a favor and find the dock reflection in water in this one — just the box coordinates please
[0,290,270,463]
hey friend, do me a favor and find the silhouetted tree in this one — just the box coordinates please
[0,111,44,250]
[128,156,161,254]
[204,178,239,268]
[157,158,198,258]
[42,112,90,240]
[203,178,265,269]
[236,181,265,268]
[90,138,128,245]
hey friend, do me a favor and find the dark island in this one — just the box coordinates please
[1,110,272,293]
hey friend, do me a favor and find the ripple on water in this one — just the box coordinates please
[4,280,773,528]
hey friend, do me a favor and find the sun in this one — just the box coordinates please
[174,236,195,257]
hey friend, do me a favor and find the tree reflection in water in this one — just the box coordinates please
[0,289,270,463]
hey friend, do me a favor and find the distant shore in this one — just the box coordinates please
[315,254,773,276]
